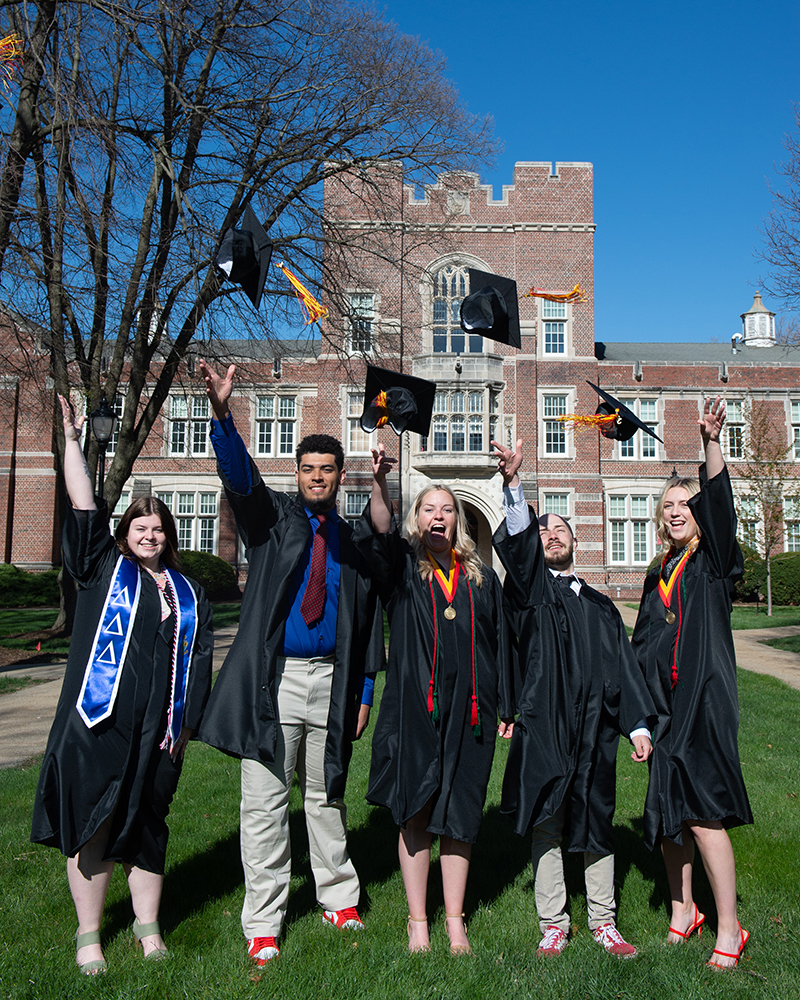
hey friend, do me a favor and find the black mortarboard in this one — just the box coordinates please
[586,382,664,442]
[459,269,521,349]
[360,365,436,437]
[214,205,273,311]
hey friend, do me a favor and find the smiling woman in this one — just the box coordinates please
[353,444,514,955]
[30,396,213,974]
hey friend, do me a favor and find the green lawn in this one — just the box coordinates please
[762,635,800,654]
[626,602,800,632]
[0,669,797,999]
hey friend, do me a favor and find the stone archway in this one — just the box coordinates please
[447,482,504,576]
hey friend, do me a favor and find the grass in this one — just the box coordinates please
[625,602,800,633]
[762,635,800,654]
[0,670,798,999]
[0,675,50,696]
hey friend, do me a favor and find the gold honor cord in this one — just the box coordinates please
[275,262,328,325]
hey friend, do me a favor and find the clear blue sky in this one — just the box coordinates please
[380,0,799,343]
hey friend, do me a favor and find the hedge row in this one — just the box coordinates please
[0,565,60,607]
[736,545,800,605]
[0,550,240,607]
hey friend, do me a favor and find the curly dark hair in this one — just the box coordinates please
[296,434,345,472]
[114,496,181,570]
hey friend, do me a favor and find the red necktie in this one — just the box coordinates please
[300,513,328,626]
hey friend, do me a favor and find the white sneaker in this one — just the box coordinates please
[537,925,568,956]
[592,923,637,958]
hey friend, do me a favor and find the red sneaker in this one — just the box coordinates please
[537,925,568,956]
[592,923,637,958]
[322,907,364,931]
[247,936,279,965]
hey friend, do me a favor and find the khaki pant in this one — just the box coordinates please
[531,803,616,933]
[240,655,359,938]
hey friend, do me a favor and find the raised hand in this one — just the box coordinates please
[371,443,397,483]
[58,394,85,443]
[198,358,235,420]
[492,438,523,486]
[699,396,726,444]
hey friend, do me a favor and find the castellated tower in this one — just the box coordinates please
[323,161,605,579]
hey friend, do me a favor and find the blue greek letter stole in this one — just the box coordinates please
[161,568,198,749]
[76,556,199,749]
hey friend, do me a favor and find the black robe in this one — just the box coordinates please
[197,457,383,802]
[494,518,656,854]
[353,515,514,844]
[30,505,213,873]
[631,464,753,850]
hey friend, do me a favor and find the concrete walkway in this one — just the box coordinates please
[2,614,800,769]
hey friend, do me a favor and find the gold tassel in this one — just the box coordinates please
[0,33,23,91]
[523,283,586,304]
[275,261,328,325]
[555,411,619,433]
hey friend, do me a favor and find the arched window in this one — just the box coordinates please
[431,264,482,354]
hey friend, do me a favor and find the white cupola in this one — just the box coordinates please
[740,291,775,347]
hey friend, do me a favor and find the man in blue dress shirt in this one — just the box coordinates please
[197,361,381,966]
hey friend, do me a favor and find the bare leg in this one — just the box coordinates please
[67,820,114,969]
[398,804,433,952]
[689,821,742,966]
[440,836,471,954]
[123,864,167,957]
[662,823,697,943]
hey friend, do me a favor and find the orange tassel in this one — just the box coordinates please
[275,261,328,325]
[522,283,586,304]
[0,33,23,91]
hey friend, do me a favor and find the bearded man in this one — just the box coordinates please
[492,439,655,959]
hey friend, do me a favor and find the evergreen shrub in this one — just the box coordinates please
[767,551,800,606]
[0,564,60,607]
[179,550,240,601]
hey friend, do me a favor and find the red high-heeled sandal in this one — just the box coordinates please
[706,924,750,969]
[668,904,705,941]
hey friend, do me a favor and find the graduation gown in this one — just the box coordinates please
[631,464,753,850]
[197,457,383,802]
[31,505,213,872]
[494,518,656,853]
[353,515,514,843]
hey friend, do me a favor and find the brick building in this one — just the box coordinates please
[2,161,799,598]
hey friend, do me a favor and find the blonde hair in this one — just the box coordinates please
[654,476,702,550]
[404,484,483,585]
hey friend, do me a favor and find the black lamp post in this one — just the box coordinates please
[90,396,117,500]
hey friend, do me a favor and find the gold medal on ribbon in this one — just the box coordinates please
[444,605,456,620]
[665,610,676,625]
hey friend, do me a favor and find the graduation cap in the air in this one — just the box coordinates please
[586,382,663,442]
[360,365,436,437]
[459,269,521,349]
[213,205,273,311]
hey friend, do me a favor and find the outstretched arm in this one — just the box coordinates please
[492,438,522,488]
[699,396,726,480]
[369,443,397,534]
[59,395,97,511]
[198,358,235,421]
